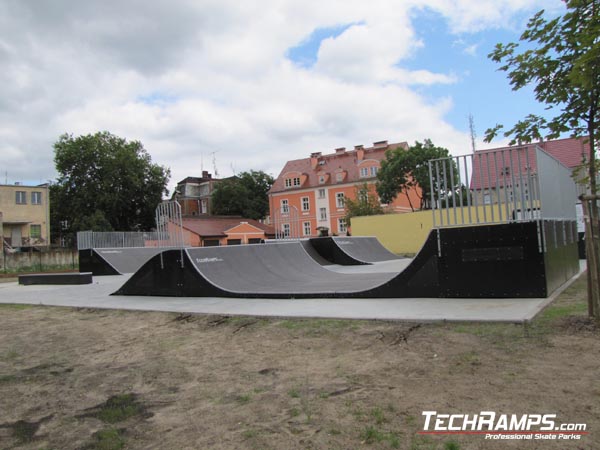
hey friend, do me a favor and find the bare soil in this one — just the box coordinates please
[0,275,598,450]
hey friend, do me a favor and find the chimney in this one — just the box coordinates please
[373,140,388,148]
[202,170,209,178]
[355,145,365,161]
[310,152,322,170]
[335,147,346,154]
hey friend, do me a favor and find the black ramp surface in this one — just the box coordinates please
[186,242,396,295]
[115,222,564,299]
[81,247,168,275]
[114,238,438,298]
[299,240,333,265]
[332,237,403,263]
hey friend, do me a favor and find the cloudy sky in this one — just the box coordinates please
[1,0,564,194]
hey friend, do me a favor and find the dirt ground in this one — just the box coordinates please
[0,274,598,450]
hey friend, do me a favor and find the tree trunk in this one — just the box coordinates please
[581,195,600,320]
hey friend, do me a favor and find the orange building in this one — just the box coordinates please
[269,140,422,237]
[180,217,275,246]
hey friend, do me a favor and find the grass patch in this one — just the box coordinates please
[0,374,17,384]
[288,388,300,398]
[2,348,19,361]
[444,440,461,450]
[278,318,359,332]
[1,264,77,275]
[361,426,400,447]
[0,303,33,310]
[242,428,258,439]
[86,394,146,424]
[11,420,39,442]
[236,393,252,405]
[85,428,126,450]
[371,407,387,425]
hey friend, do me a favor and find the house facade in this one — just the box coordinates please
[0,183,50,249]
[172,171,220,216]
[471,137,591,205]
[269,140,422,237]
[179,217,275,247]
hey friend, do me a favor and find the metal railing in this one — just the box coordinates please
[272,205,302,239]
[77,231,163,250]
[428,147,542,229]
[77,201,189,250]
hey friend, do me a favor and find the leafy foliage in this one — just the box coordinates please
[50,132,170,236]
[486,1,600,319]
[376,140,453,210]
[485,0,600,194]
[344,183,384,227]
[211,170,274,220]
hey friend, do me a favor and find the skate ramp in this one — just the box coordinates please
[79,247,168,275]
[308,236,402,265]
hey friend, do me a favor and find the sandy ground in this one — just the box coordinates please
[0,274,598,450]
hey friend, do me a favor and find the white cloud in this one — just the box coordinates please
[0,0,563,192]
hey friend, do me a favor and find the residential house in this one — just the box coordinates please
[0,183,50,249]
[179,217,275,246]
[172,171,220,216]
[471,137,591,206]
[269,140,422,237]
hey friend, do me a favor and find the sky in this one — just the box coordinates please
[0,0,565,194]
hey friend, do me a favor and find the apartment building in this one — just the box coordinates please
[172,171,220,216]
[0,183,50,249]
[269,140,421,237]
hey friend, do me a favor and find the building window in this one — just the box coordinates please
[318,188,326,199]
[31,191,42,205]
[303,221,311,236]
[360,167,369,178]
[30,224,42,239]
[335,173,343,182]
[370,166,378,176]
[319,207,327,220]
[201,199,208,214]
[285,177,301,188]
[282,223,290,237]
[301,197,310,211]
[319,175,326,184]
[16,191,27,204]
[336,192,345,208]
[281,199,289,214]
[338,218,347,234]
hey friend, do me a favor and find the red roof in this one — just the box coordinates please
[182,217,275,238]
[270,141,408,194]
[471,137,590,189]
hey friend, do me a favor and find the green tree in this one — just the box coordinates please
[376,140,453,211]
[485,0,600,320]
[344,183,384,228]
[50,132,170,237]
[211,170,274,220]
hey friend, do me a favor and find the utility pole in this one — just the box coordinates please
[468,113,477,153]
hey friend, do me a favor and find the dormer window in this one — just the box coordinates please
[335,173,344,183]
[319,175,326,184]
[285,177,301,188]
[360,167,369,178]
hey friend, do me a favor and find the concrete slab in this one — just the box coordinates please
[0,261,586,322]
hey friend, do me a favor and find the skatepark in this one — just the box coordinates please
[1,146,584,321]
